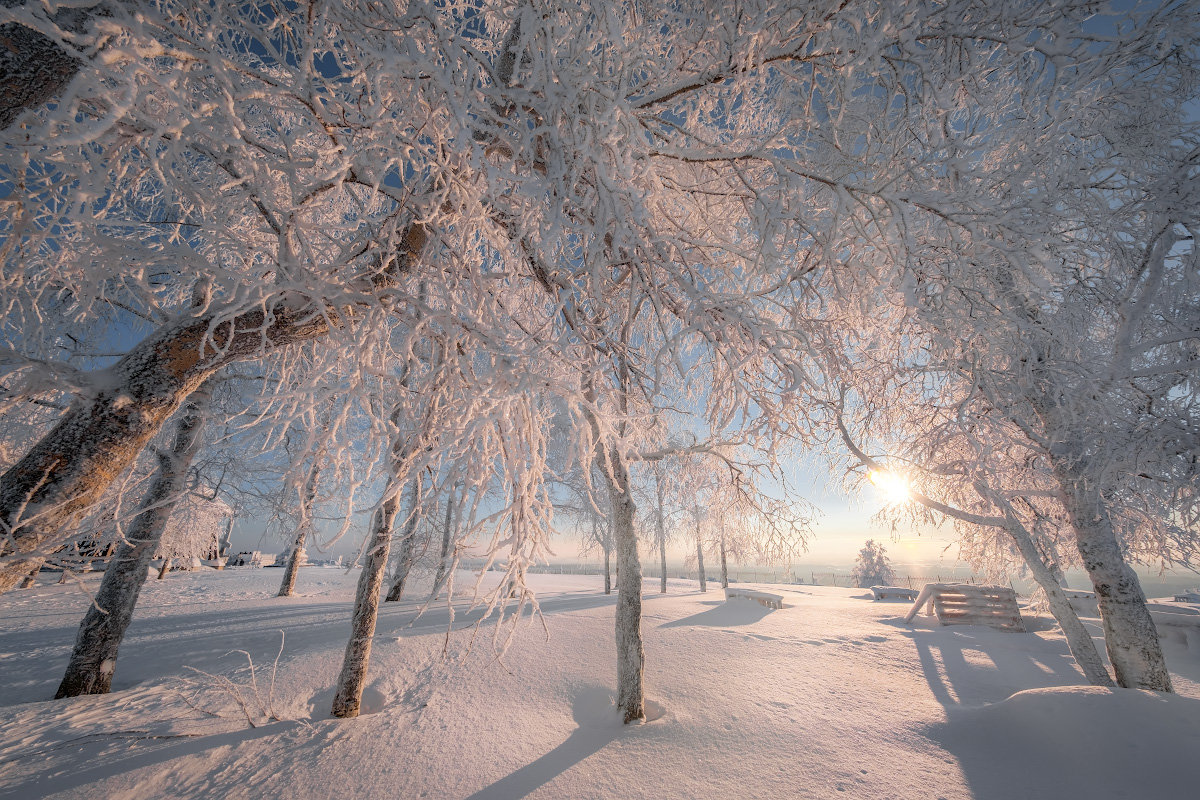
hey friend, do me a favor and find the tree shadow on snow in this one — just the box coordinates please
[904,623,1087,708]
[0,720,298,800]
[659,599,773,629]
[463,685,625,799]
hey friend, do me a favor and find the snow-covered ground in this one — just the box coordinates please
[1,568,1198,799]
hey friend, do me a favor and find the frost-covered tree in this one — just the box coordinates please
[55,384,214,697]
[3,0,1194,712]
[834,401,1115,686]
[851,540,895,589]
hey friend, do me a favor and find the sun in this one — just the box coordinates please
[868,469,912,504]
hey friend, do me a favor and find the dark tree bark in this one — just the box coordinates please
[55,385,212,697]
[19,562,40,588]
[0,2,95,130]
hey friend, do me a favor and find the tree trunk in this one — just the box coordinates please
[278,459,321,598]
[985,494,1113,687]
[719,528,729,590]
[1059,476,1171,691]
[695,532,707,593]
[55,387,211,698]
[605,451,645,723]
[659,537,668,594]
[654,473,667,594]
[276,538,306,597]
[19,562,40,588]
[431,486,456,598]
[331,488,400,719]
[0,224,428,593]
[0,13,84,131]
[384,478,422,603]
[603,544,612,595]
[383,525,414,602]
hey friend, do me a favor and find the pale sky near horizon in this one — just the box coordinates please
[234,458,965,570]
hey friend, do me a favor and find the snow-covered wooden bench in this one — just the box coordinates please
[903,583,1026,632]
[870,585,918,601]
[725,587,784,609]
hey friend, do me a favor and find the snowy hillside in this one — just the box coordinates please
[2,569,1198,799]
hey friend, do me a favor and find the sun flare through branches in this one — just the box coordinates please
[868,469,912,505]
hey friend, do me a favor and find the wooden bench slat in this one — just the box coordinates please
[907,583,1026,632]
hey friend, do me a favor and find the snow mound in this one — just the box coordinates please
[928,686,1200,798]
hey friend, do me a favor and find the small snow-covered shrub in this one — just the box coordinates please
[852,540,896,588]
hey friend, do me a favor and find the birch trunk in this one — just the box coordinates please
[55,386,211,697]
[603,544,612,595]
[719,529,729,590]
[0,225,427,593]
[431,487,456,598]
[384,479,422,603]
[654,474,667,594]
[278,460,321,598]
[991,502,1113,686]
[659,537,668,594]
[606,452,644,723]
[330,489,399,718]
[695,533,707,593]
[1058,475,1172,691]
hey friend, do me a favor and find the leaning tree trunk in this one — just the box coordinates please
[331,486,401,719]
[1058,476,1171,691]
[431,486,456,598]
[695,531,707,593]
[985,494,1113,687]
[605,452,645,723]
[278,458,322,598]
[384,478,423,603]
[19,562,40,589]
[55,386,212,698]
[0,223,428,594]
[0,10,86,131]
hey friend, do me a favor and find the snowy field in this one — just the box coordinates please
[2,568,1199,800]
